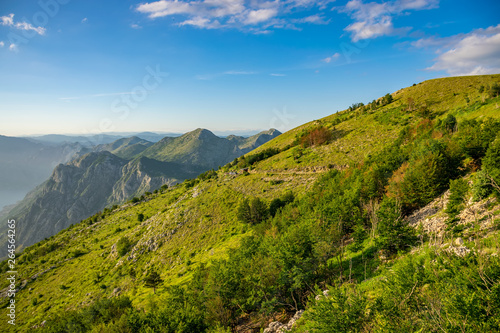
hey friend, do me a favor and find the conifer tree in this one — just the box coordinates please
[144,269,163,294]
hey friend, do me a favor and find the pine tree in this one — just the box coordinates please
[483,136,500,195]
[236,198,252,223]
[249,197,268,224]
[144,269,163,294]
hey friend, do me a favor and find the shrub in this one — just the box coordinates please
[70,249,86,258]
[237,148,281,168]
[446,178,469,220]
[137,213,145,222]
[298,287,368,333]
[472,169,493,201]
[237,197,268,224]
[443,114,457,132]
[297,126,332,148]
[489,83,500,98]
[184,178,198,188]
[144,269,163,293]
[117,236,132,256]
[376,197,416,254]
[292,146,304,160]
[483,136,500,196]
[199,169,218,181]
[351,222,366,252]
[381,93,393,106]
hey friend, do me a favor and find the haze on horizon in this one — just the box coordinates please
[1,0,499,137]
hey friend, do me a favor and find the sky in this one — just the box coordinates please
[0,0,499,136]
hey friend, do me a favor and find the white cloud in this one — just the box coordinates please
[130,23,142,29]
[179,16,222,29]
[136,0,334,32]
[9,43,18,52]
[287,0,335,10]
[0,41,4,47]
[0,13,14,26]
[137,1,195,18]
[0,13,46,35]
[245,8,278,24]
[413,24,500,50]
[270,73,286,76]
[206,0,246,17]
[81,18,88,23]
[420,25,500,76]
[341,0,438,42]
[297,14,330,25]
[323,52,340,63]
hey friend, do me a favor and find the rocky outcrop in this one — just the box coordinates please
[407,189,498,236]
[109,157,190,204]
[1,152,190,256]
[263,310,304,333]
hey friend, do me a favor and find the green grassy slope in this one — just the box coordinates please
[1,74,499,332]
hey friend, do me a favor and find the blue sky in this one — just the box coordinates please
[0,0,499,136]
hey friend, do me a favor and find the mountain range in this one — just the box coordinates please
[0,128,280,256]
[1,74,500,332]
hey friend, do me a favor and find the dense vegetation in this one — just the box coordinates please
[39,113,500,332]
[2,75,500,332]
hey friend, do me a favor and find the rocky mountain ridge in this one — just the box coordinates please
[0,128,281,256]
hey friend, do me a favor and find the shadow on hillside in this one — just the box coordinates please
[331,128,352,141]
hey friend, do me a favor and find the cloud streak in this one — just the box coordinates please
[340,0,439,42]
[323,52,340,63]
[135,0,335,32]
[0,13,46,36]
[415,24,500,76]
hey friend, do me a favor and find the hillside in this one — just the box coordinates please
[0,129,279,259]
[1,74,500,332]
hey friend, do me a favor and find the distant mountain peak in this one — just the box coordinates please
[266,128,281,135]
[189,128,218,139]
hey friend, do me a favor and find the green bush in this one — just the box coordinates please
[446,178,469,220]
[117,236,132,256]
[473,169,493,201]
[297,287,368,333]
[237,148,281,168]
[198,169,218,181]
[483,136,500,196]
[144,269,163,294]
[236,197,268,224]
[489,83,500,98]
[443,114,457,132]
[376,197,416,254]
